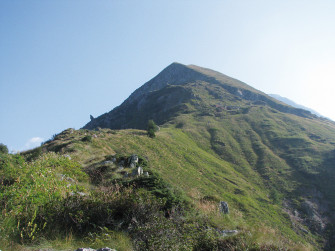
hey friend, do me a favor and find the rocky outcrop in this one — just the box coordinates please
[137,166,143,176]
[221,229,238,237]
[219,201,229,214]
[283,188,331,235]
[128,154,138,168]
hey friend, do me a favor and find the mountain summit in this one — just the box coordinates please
[83,63,313,130]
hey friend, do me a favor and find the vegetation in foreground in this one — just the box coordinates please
[0,150,262,251]
[0,125,317,250]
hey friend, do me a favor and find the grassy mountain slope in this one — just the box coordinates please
[81,63,335,249]
[1,127,313,250]
[28,127,315,249]
[2,63,335,250]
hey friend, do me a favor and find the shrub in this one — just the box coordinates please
[25,147,43,162]
[147,120,158,138]
[119,171,189,211]
[0,143,8,154]
[147,128,155,138]
[82,135,92,142]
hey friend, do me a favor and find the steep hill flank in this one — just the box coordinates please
[35,127,317,249]
[84,63,314,130]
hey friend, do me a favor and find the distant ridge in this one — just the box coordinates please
[269,94,323,117]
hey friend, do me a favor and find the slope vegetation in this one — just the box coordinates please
[82,62,335,249]
[2,63,335,250]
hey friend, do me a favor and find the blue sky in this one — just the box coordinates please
[1,0,335,152]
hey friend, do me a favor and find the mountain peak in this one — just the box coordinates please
[122,62,206,104]
[83,63,315,130]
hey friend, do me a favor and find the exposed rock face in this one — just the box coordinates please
[301,200,326,232]
[219,201,229,214]
[283,187,331,235]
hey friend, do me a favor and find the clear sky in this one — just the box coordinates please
[1,0,335,152]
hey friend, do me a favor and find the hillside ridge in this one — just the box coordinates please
[269,93,324,118]
[84,63,314,130]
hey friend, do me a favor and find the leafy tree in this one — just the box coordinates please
[147,120,158,138]
[0,143,8,154]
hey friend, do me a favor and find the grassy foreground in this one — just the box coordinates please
[1,126,317,250]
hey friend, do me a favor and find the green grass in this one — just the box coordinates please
[32,125,317,249]
[3,79,335,249]
[50,90,335,249]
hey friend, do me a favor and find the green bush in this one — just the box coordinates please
[119,171,189,211]
[147,120,158,138]
[147,128,156,138]
[0,143,8,154]
[82,135,93,142]
[25,147,43,162]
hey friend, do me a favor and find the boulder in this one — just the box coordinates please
[128,154,139,166]
[221,229,238,237]
[102,161,113,165]
[219,201,229,214]
[137,166,143,176]
[70,192,87,197]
